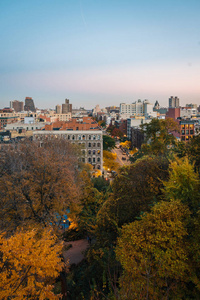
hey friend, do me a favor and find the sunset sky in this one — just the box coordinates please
[0,0,200,109]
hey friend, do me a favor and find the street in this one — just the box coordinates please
[112,146,131,167]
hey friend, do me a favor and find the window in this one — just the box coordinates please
[97,143,100,147]
[68,135,70,140]
[88,150,91,155]
[82,158,85,163]
[93,150,96,155]
[97,157,100,162]
[97,165,100,169]
[93,157,96,163]
[97,135,100,140]
[78,135,81,140]
[89,135,91,140]
[88,157,91,162]
[93,135,96,140]
[97,150,100,155]
[88,143,91,147]
[83,135,85,140]
[93,143,96,147]
[72,135,75,140]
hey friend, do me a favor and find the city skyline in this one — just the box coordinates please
[0,0,200,109]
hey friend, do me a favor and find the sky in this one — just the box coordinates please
[0,0,200,109]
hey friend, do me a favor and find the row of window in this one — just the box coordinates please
[68,134,101,140]
[88,142,101,148]
[88,150,101,155]
[181,130,194,135]
[80,158,101,169]
[88,157,101,163]
[34,134,102,144]
[181,124,194,130]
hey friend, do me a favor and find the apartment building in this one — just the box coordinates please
[120,99,156,118]
[33,130,103,171]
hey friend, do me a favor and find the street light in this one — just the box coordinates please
[63,220,66,231]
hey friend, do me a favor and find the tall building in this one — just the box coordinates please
[62,99,72,114]
[24,97,36,112]
[120,99,155,117]
[169,96,180,108]
[55,104,62,114]
[10,100,24,112]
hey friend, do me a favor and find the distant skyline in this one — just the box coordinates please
[0,0,200,109]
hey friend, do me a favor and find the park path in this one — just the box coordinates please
[63,239,89,267]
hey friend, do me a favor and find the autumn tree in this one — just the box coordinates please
[116,199,191,300]
[163,157,200,212]
[111,128,123,138]
[103,150,119,172]
[120,140,131,150]
[0,139,81,233]
[99,156,169,231]
[0,227,64,300]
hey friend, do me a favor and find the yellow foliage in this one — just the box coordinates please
[120,140,131,149]
[129,148,138,155]
[103,150,119,172]
[0,228,64,299]
[116,200,190,299]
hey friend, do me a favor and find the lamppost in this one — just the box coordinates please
[63,220,66,231]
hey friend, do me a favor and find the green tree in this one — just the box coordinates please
[188,135,200,174]
[116,199,191,300]
[140,118,179,157]
[100,156,169,229]
[103,135,115,150]
[163,157,200,212]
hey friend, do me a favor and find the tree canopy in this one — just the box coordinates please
[0,139,81,233]
[103,135,115,150]
[0,227,63,299]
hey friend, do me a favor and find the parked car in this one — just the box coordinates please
[122,157,126,160]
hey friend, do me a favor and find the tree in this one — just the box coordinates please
[98,120,106,128]
[103,150,119,172]
[163,157,200,212]
[0,227,64,299]
[120,140,131,150]
[111,128,123,138]
[102,156,169,228]
[140,118,179,157]
[103,135,115,150]
[0,139,81,233]
[116,199,191,300]
[188,135,200,174]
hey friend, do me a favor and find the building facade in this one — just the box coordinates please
[55,104,62,114]
[62,99,72,114]
[10,100,24,112]
[120,99,156,118]
[169,96,180,108]
[24,97,36,112]
[33,130,103,171]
